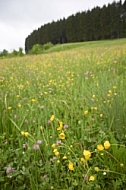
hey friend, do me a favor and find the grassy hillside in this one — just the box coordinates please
[0,39,126,190]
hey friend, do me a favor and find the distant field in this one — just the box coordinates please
[0,39,126,189]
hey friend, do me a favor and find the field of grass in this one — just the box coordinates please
[0,39,126,190]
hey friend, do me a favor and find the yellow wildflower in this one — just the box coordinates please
[54,151,59,157]
[51,143,56,149]
[97,144,104,151]
[104,141,111,149]
[84,110,88,115]
[31,98,36,102]
[89,176,95,181]
[21,131,25,136]
[83,149,91,160]
[57,121,63,131]
[100,114,103,118]
[62,156,67,160]
[94,167,100,172]
[120,163,124,168]
[59,132,65,140]
[8,107,12,110]
[50,115,55,121]
[24,132,29,137]
[113,86,117,89]
[80,157,85,162]
[68,161,74,171]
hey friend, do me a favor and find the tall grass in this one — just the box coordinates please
[0,39,126,190]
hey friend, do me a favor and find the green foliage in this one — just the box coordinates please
[0,39,126,189]
[29,42,53,54]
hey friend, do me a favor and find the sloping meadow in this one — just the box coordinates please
[0,39,126,189]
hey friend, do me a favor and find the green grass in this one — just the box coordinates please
[0,39,126,190]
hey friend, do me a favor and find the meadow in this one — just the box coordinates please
[0,39,126,190]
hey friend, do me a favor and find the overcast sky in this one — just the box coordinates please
[0,0,123,52]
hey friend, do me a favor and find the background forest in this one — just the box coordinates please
[25,0,126,53]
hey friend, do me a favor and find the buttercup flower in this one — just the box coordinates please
[50,115,55,121]
[51,143,56,149]
[89,175,95,181]
[68,161,74,171]
[97,144,104,151]
[94,167,100,172]
[57,121,63,131]
[104,141,111,149]
[59,132,65,140]
[83,149,91,160]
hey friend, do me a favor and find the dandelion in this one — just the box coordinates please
[89,176,95,181]
[59,132,65,140]
[97,144,104,151]
[68,161,74,171]
[50,115,55,121]
[83,149,91,160]
[104,141,111,149]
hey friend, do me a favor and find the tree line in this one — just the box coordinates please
[25,0,126,53]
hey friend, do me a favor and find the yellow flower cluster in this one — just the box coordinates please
[97,141,111,150]
[21,131,29,137]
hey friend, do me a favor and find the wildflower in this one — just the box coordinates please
[33,144,39,150]
[92,94,95,98]
[94,167,100,172]
[57,121,63,131]
[62,156,67,160]
[97,144,104,151]
[51,143,56,149]
[104,141,111,149]
[56,140,62,145]
[6,167,13,174]
[113,86,117,89]
[89,175,95,181]
[100,114,103,118]
[84,110,88,115]
[80,157,85,162]
[64,124,68,129]
[16,94,20,98]
[24,132,29,137]
[50,115,55,121]
[21,131,25,136]
[48,120,51,125]
[54,151,59,157]
[31,98,36,102]
[37,140,42,145]
[23,143,28,148]
[17,103,21,107]
[8,107,12,110]
[120,163,124,168]
[68,161,74,171]
[83,149,91,160]
[59,132,65,140]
